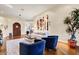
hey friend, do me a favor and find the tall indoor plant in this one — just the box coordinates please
[64,9,79,48]
[0,29,2,47]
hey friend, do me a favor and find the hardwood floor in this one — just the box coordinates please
[13,36,21,39]
[0,46,6,55]
[44,42,79,55]
[58,42,79,55]
[0,36,79,55]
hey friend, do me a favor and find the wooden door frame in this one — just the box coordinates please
[13,22,21,37]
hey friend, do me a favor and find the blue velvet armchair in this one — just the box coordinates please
[20,39,46,55]
[42,35,58,50]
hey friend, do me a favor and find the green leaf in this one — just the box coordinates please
[64,17,71,24]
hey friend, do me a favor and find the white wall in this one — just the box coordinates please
[7,18,26,35]
[0,16,8,38]
[0,16,33,38]
[33,5,79,45]
[1,5,79,45]
[0,16,33,47]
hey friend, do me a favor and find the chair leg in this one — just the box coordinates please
[47,48,57,51]
[0,45,2,52]
[48,49,53,51]
[52,48,57,51]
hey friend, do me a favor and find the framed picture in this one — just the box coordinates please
[37,15,48,30]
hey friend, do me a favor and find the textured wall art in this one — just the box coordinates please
[37,15,48,30]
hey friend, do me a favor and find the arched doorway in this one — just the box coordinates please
[13,22,21,38]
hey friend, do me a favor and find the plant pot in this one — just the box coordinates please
[68,39,77,48]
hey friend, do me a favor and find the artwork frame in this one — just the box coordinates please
[37,15,48,30]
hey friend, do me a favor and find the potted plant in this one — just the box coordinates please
[0,29,2,47]
[64,9,79,48]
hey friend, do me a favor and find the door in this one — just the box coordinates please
[13,22,21,37]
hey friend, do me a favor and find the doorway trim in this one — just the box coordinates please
[13,22,21,37]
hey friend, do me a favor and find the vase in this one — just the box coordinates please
[68,39,77,48]
[68,33,77,48]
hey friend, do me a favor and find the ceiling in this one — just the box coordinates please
[0,4,77,21]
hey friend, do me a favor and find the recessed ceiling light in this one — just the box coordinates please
[5,4,13,8]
